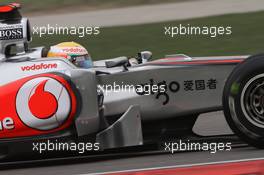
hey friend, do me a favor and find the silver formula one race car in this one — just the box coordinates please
[0,3,264,159]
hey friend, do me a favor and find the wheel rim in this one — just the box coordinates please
[241,74,264,128]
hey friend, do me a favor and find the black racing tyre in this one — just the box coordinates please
[223,54,264,148]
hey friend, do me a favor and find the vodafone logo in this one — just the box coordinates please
[21,63,58,71]
[62,47,87,54]
[16,77,72,131]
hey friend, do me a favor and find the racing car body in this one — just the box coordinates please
[0,3,264,159]
[99,55,244,120]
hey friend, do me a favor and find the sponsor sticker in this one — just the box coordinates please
[0,117,14,131]
[16,77,72,130]
[21,63,58,71]
[0,25,23,40]
[0,74,77,138]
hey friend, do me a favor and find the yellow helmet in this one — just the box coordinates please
[47,42,93,69]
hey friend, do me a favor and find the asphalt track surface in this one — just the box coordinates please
[0,144,263,175]
[1,111,264,175]
[30,0,264,27]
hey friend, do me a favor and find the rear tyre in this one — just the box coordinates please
[223,54,264,148]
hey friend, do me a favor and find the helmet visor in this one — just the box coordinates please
[71,54,93,69]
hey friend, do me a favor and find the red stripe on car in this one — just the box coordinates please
[149,59,243,65]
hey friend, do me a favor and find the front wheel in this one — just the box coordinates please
[223,54,264,148]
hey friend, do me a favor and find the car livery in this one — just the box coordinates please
[0,74,77,139]
[0,3,264,160]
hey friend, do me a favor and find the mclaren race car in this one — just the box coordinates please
[0,3,264,159]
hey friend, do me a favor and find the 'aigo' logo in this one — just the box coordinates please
[16,77,72,131]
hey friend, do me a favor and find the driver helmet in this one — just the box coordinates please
[47,42,93,69]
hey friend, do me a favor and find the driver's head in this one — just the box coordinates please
[47,42,93,69]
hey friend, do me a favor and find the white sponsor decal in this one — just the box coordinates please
[16,77,71,130]
[0,117,14,131]
[0,24,23,40]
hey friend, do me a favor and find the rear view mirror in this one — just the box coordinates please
[138,51,152,64]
